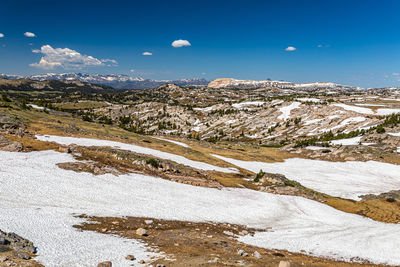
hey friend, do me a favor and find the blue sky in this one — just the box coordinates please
[0,0,400,87]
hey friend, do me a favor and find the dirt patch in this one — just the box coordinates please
[75,216,383,267]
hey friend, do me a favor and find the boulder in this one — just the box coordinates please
[253,250,262,259]
[136,228,147,236]
[16,251,30,260]
[126,255,135,261]
[279,261,291,267]
[97,261,112,267]
[237,249,248,257]
[0,230,35,253]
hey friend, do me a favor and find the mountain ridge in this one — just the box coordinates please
[0,73,209,89]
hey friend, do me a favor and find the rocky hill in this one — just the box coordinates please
[208,78,361,92]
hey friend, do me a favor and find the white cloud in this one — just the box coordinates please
[130,69,135,73]
[0,33,4,38]
[317,44,323,48]
[392,73,400,76]
[285,46,296,51]
[172,39,191,48]
[24,32,36,37]
[101,59,118,66]
[142,52,152,56]
[30,44,117,70]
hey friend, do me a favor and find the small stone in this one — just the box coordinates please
[0,237,7,245]
[237,249,248,257]
[144,220,153,225]
[0,256,8,263]
[156,264,165,267]
[139,260,145,264]
[16,251,31,260]
[208,257,219,263]
[279,261,291,267]
[136,228,147,236]
[239,230,248,236]
[223,230,234,236]
[126,255,135,261]
[253,251,262,259]
[97,261,112,267]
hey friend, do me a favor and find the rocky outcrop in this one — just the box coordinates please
[0,135,23,152]
[0,115,25,136]
[0,230,36,254]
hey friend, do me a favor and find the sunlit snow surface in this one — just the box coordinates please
[212,155,400,200]
[36,135,237,173]
[333,103,400,115]
[3,150,400,265]
[278,102,301,120]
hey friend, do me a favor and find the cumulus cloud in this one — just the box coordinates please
[24,32,36,37]
[29,45,117,70]
[172,39,191,48]
[142,52,152,56]
[285,46,296,51]
[0,33,4,38]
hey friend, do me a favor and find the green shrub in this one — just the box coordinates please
[254,169,265,182]
[146,158,159,168]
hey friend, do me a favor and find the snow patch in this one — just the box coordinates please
[278,102,301,120]
[36,135,237,173]
[212,154,400,201]
[232,101,264,109]
[330,136,362,146]
[4,150,400,265]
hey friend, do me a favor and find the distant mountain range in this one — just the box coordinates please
[0,73,210,89]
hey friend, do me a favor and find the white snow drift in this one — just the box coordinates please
[333,103,400,116]
[278,102,301,120]
[3,150,400,265]
[36,135,237,173]
[212,154,400,200]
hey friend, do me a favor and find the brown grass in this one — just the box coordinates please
[76,216,384,267]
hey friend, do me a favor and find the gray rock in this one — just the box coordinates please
[252,250,262,259]
[237,249,248,257]
[16,251,30,260]
[0,237,7,245]
[97,261,112,267]
[0,230,35,253]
